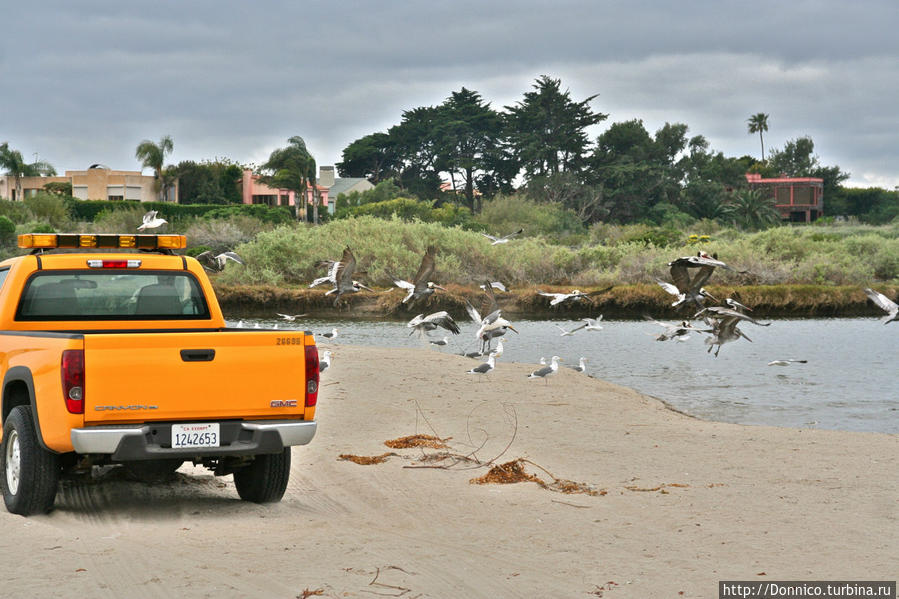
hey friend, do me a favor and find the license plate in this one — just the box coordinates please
[171,423,220,448]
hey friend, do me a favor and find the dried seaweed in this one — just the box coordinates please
[384,434,450,450]
[470,458,604,496]
[338,452,399,465]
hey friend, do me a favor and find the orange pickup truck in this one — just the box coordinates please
[0,233,319,515]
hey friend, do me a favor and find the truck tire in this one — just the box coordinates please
[233,448,291,503]
[1,406,60,516]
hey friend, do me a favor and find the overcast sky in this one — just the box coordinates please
[4,1,898,188]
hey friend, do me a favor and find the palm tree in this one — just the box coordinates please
[722,187,781,230]
[135,135,174,201]
[0,142,57,201]
[746,113,769,161]
[257,136,320,223]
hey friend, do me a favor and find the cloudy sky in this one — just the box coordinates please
[4,1,898,188]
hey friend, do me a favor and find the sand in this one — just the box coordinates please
[1,344,896,598]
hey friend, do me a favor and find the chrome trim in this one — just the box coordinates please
[241,420,317,446]
[71,425,148,453]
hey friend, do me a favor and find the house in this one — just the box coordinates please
[745,173,824,223]
[241,169,329,218]
[0,165,172,202]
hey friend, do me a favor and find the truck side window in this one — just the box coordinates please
[0,269,8,292]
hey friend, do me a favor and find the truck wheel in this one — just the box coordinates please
[233,449,291,503]
[1,406,60,515]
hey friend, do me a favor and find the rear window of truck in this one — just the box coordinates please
[16,271,211,320]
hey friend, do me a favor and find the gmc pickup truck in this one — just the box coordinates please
[0,233,320,515]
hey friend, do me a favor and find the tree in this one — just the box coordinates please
[722,187,781,230]
[433,87,503,213]
[389,106,447,199]
[337,132,400,183]
[135,135,174,201]
[746,113,769,161]
[172,159,243,204]
[0,142,56,201]
[257,136,320,223]
[504,75,607,181]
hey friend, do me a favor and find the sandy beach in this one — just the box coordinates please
[1,344,896,598]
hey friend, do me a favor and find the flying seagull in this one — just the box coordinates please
[390,246,445,306]
[767,359,807,366]
[407,311,461,336]
[527,356,561,384]
[466,280,518,354]
[137,210,167,231]
[643,315,696,342]
[481,228,523,245]
[276,313,308,321]
[538,289,590,306]
[555,324,582,337]
[196,250,244,273]
[479,281,507,292]
[863,287,899,324]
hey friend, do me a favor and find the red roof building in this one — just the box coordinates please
[745,173,824,222]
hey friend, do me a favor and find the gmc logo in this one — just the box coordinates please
[270,400,298,408]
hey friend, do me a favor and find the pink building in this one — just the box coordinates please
[241,169,329,218]
[745,173,824,223]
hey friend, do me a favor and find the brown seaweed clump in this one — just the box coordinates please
[338,452,398,465]
[384,434,450,450]
[470,459,604,496]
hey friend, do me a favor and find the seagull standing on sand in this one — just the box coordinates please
[863,287,899,324]
[390,246,445,306]
[528,356,561,384]
[466,352,496,378]
[319,350,332,373]
[570,357,588,373]
[429,336,450,347]
[321,328,338,340]
[137,210,167,231]
[481,229,523,245]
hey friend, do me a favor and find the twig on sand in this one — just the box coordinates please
[362,566,413,597]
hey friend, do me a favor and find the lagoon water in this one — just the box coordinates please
[228,315,898,434]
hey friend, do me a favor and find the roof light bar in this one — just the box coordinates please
[18,234,187,251]
[87,259,142,269]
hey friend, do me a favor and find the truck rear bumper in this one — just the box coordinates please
[70,420,316,460]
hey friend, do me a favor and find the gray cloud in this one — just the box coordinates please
[3,1,897,187]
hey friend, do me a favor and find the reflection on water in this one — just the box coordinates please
[227,314,898,434]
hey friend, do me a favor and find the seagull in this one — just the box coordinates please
[276,313,308,321]
[580,316,604,331]
[319,350,332,373]
[429,336,450,347]
[320,328,338,340]
[527,356,561,384]
[570,357,588,373]
[466,352,496,377]
[481,228,523,245]
[538,289,590,306]
[466,281,518,354]
[329,247,370,306]
[137,210,167,231]
[407,311,461,336]
[668,251,747,273]
[492,338,506,359]
[767,359,807,366]
[196,250,244,273]
[643,315,696,342]
[390,246,445,306]
[479,281,507,292]
[863,287,899,324]
[538,357,546,365]
[555,324,582,337]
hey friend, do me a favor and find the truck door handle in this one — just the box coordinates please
[180,349,216,362]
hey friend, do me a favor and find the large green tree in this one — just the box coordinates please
[388,106,446,198]
[337,132,400,183]
[746,113,769,161]
[0,142,56,201]
[172,159,243,204]
[257,136,320,223]
[135,135,174,201]
[504,75,607,181]
[433,87,503,213]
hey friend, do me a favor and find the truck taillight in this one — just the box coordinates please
[305,345,319,408]
[61,349,85,414]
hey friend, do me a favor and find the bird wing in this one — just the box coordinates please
[480,280,499,316]
[219,251,244,265]
[334,247,357,293]
[864,288,898,313]
[690,264,716,291]
[391,277,415,290]
[655,278,681,297]
[669,263,692,293]
[481,233,498,242]
[568,322,589,333]
[412,246,437,291]
[501,228,523,241]
[529,366,553,377]
[464,299,482,323]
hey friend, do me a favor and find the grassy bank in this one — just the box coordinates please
[213,282,897,320]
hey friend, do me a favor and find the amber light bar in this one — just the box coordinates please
[18,234,187,250]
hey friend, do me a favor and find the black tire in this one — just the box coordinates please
[233,449,291,503]
[1,406,60,516]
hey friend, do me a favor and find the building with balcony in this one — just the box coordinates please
[0,164,173,202]
[745,173,824,222]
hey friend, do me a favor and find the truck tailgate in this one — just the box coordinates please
[83,330,309,424]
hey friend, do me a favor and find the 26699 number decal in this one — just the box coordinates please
[276,337,303,345]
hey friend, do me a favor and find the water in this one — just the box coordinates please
[228,315,898,434]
